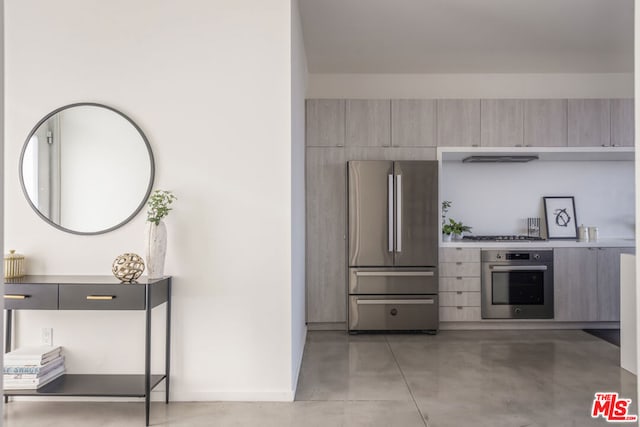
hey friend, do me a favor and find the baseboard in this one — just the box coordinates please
[307,322,346,331]
[440,321,620,330]
[9,389,295,403]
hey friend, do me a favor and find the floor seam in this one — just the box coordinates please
[385,336,429,427]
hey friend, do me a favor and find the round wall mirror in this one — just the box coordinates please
[19,103,155,234]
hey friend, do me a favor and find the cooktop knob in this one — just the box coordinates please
[496,254,502,259]
[533,254,540,260]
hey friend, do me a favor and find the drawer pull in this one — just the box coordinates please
[457,291,463,295]
[357,299,435,305]
[86,295,115,301]
[355,271,434,277]
[4,295,29,300]
[456,262,462,265]
[456,277,463,280]
[455,248,462,251]
[457,306,463,310]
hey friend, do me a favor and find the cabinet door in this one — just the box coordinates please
[524,99,567,147]
[437,100,480,147]
[391,100,436,147]
[306,100,345,147]
[306,147,346,322]
[554,248,598,321]
[597,247,635,321]
[568,99,610,147]
[480,99,524,147]
[611,99,634,147]
[346,100,391,147]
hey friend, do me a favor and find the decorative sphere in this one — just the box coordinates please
[112,253,145,282]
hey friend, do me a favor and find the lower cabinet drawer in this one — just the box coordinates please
[440,306,481,322]
[4,284,58,310]
[349,295,438,331]
[439,262,480,278]
[59,285,146,310]
[439,291,481,307]
[439,277,481,292]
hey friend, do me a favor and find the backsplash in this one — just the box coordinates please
[441,160,635,238]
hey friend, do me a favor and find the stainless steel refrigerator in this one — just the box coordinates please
[348,161,439,332]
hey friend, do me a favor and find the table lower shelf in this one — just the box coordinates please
[4,374,166,397]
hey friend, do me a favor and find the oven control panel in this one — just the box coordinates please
[483,250,553,263]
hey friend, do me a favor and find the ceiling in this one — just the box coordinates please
[298,0,634,74]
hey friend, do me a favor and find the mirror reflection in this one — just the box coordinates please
[20,103,154,234]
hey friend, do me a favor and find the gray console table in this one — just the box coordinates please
[3,275,171,426]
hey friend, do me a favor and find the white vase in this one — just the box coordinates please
[443,233,453,242]
[145,221,167,279]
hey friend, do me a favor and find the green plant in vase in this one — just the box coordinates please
[441,201,472,241]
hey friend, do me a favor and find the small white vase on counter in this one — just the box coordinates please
[145,220,167,279]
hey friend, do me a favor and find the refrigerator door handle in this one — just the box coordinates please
[356,299,435,305]
[388,174,394,253]
[355,271,435,277]
[396,174,402,252]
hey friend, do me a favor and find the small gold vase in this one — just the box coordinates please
[4,250,26,279]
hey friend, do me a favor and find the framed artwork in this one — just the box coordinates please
[543,196,578,239]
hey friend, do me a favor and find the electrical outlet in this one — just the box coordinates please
[41,328,53,346]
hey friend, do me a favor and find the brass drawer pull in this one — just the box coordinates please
[86,295,115,301]
[4,295,29,300]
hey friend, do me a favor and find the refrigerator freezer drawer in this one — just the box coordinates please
[349,295,439,331]
[349,268,438,294]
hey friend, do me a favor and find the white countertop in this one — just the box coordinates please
[440,238,635,249]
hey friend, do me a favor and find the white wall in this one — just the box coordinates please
[290,0,307,391]
[5,0,298,401]
[442,161,635,238]
[0,0,5,409]
[307,73,634,99]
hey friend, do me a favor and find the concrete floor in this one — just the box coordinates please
[4,330,636,426]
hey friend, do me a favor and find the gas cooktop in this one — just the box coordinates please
[462,235,546,241]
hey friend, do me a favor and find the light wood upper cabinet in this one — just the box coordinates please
[436,100,480,147]
[611,99,634,147]
[568,99,610,147]
[554,248,598,321]
[524,100,567,147]
[306,99,345,147]
[480,99,524,147]
[306,147,346,323]
[391,100,436,147]
[346,100,391,147]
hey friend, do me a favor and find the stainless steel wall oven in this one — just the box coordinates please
[481,250,554,319]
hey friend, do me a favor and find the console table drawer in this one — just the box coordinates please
[4,284,58,310]
[59,285,146,310]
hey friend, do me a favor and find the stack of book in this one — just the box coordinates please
[4,346,65,389]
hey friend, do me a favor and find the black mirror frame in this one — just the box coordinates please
[18,102,156,235]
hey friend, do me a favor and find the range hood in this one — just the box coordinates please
[462,155,539,163]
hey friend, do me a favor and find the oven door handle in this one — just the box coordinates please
[490,265,548,271]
